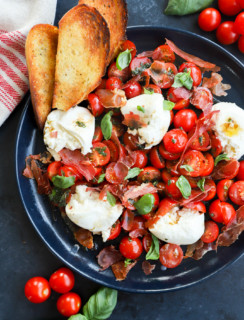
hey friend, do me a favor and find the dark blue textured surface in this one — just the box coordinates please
[0,0,244,319]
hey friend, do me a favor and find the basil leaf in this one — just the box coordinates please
[137,105,145,113]
[76,121,86,128]
[197,178,205,192]
[172,71,193,90]
[107,191,116,207]
[101,111,113,140]
[124,167,142,180]
[163,100,175,110]
[176,175,191,199]
[134,193,155,215]
[48,187,70,207]
[83,287,118,320]
[180,165,194,172]
[124,258,133,267]
[52,175,75,189]
[146,234,159,260]
[132,62,151,76]
[97,173,105,184]
[144,87,154,95]
[164,0,214,16]
[214,154,230,166]
[116,49,132,70]
[68,315,88,320]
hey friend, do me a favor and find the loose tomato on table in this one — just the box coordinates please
[239,0,244,8]
[180,150,205,177]
[129,56,151,75]
[58,165,83,182]
[119,236,143,259]
[123,80,142,99]
[228,181,244,205]
[209,199,236,225]
[216,22,239,45]
[234,12,244,35]
[137,166,161,183]
[107,220,121,240]
[93,126,103,143]
[47,161,62,180]
[163,128,188,154]
[201,153,214,176]
[201,221,219,243]
[103,140,119,162]
[198,8,221,32]
[167,87,190,110]
[159,244,183,269]
[90,142,110,166]
[152,44,175,62]
[165,176,182,199]
[108,62,131,82]
[105,77,122,90]
[88,93,104,117]
[173,109,197,132]
[237,160,244,180]
[178,62,202,87]
[56,292,81,317]
[216,179,234,201]
[218,0,242,16]
[149,147,165,169]
[159,142,181,160]
[24,277,51,303]
[121,39,137,58]
[49,267,75,294]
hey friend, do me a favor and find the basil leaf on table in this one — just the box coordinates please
[163,100,175,111]
[68,315,88,320]
[52,175,75,189]
[116,49,132,70]
[172,71,193,90]
[134,193,155,215]
[164,0,214,16]
[101,111,113,140]
[124,167,142,180]
[83,287,118,320]
[146,234,160,260]
[214,153,230,166]
[176,175,191,199]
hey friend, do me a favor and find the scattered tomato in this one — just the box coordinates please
[149,147,165,169]
[163,128,188,154]
[216,21,239,45]
[237,160,244,180]
[178,62,202,87]
[167,87,190,110]
[49,267,75,294]
[24,277,51,304]
[108,220,122,240]
[132,150,148,168]
[180,150,205,177]
[201,153,214,177]
[216,179,234,201]
[106,77,122,90]
[218,0,242,16]
[142,234,153,252]
[152,44,175,62]
[108,62,130,82]
[159,142,181,160]
[123,80,142,98]
[56,292,81,317]
[121,40,137,58]
[47,161,62,180]
[90,142,110,166]
[88,93,104,117]
[198,8,221,32]
[58,165,83,182]
[238,35,244,52]
[93,126,103,143]
[144,84,162,94]
[137,166,161,183]
[165,176,182,199]
[234,11,244,35]
[103,140,119,162]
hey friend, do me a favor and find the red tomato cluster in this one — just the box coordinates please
[198,1,244,53]
[24,268,81,317]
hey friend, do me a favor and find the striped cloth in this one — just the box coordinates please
[0,0,57,126]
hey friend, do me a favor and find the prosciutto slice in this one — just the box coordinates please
[202,72,231,97]
[111,260,137,281]
[74,227,93,249]
[142,261,156,275]
[211,159,240,180]
[185,239,217,260]
[122,183,157,205]
[95,89,127,108]
[97,246,123,271]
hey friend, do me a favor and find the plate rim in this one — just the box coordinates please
[15,25,244,293]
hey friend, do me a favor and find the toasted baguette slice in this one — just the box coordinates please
[52,4,110,111]
[78,0,128,62]
[25,24,58,129]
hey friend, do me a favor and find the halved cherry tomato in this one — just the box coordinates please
[165,176,182,199]
[149,147,165,169]
[188,129,210,151]
[107,220,121,240]
[56,292,81,317]
[155,181,166,196]
[163,128,188,154]
[137,166,161,183]
[184,201,206,213]
[237,160,244,180]
[146,198,177,228]
[90,142,110,166]
[106,77,122,90]
[170,110,174,125]
[123,132,141,150]
[167,87,190,110]
[228,181,244,206]
[88,93,104,117]
[159,244,183,268]
[119,236,143,259]
[201,221,219,243]
[190,87,213,110]
[143,84,162,94]
[152,44,175,62]
[103,140,119,162]
[209,130,223,157]
[198,8,221,32]
[209,199,236,225]
[93,126,103,143]
[49,267,75,294]
[58,165,83,182]
[161,168,173,183]
[130,56,151,75]
[173,109,197,132]
[96,78,107,90]
[154,62,178,89]
[25,277,51,303]
[142,234,153,252]
[105,162,123,184]
[216,21,239,45]
[203,179,216,201]
[132,150,148,169]
[121,40,137,58]
[218,0,242,16]
[47,161,62,180]
[216,179,234,201]
[178,62,202,87]
[108,62,130,82]
[201,153,214,176]
[185,176,199,188]
[123,80,142,99]
[152,192,160,209]
[159,142,181,160]
[180,150,205,177]
[131,216,146,231]
[165,160,180,176]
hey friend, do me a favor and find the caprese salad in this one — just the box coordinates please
[24,39,244,281]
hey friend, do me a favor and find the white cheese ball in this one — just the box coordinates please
[212,102,244,160]
[44,106,95,157]
[121,93,170,149]
[66,185,123,241]
[149,206,205,245]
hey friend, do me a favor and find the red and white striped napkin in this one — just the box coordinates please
[0,0,57,126]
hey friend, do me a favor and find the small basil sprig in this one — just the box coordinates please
[101,111,113,140]
[134,193,155,215]
[176,175,191,199]
[180,165,194,172]
[197,178,206,192]
[163,100,175,110]
[97,173,105,184]
[137,105,145,113]
[172,71,193,90]
[116,49,132,70]
[214,153,230,166]
[144,87,154,95]
[124,167,142,180]
[146,234,160,260]
[164,0,214,16]
[52,175,75,189]
[107,191,116,207]
[124,258,133,267]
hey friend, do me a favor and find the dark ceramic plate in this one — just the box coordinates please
[16,26,244,293]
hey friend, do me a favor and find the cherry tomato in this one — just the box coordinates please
[105,162,123,184]
[123,80,142,99]
[56,292,81,317]
[47,161,62,180]
[152,44,175,62]
[165,176,182,199]
[163,128,188,154]
[49,267,75,294]
[142,234,153,252]
[167,87,190,110]
[165,160,180,176]
[201,221,219,243]
[190,87,213,110]
[184,201,206,213]
[201,153,214,176]
[24,277,51,304]
[216,22,239,45]
[216,179,234,201]
[130,56,151,75]
[119,236,143,259]
[198,8,221,32]
[228,181,244,206]
[170,110,174,125]
[203,179,217,201]
[90,142,110,166]
[121,40,137,58]
[234,12,244,35]
[151,62,177,89]
[88,93,104,117]
[143,84,162,94]
[178,62,202,87]
[106,77,122,90]
[218,0,242,16]
[238,35,244,53]
[123,132,141,150]
[159,244,183,269]
[238,0,244,8]
[107,220,121,240]
[137,166,161,183]
[131,216,146,231]
[96,78,107,90]
[108,62,130,82]
[209,130,223,157]
[180,150,205,177]
[188,130,210,151]
[93,126,103,143]
[209,199,236,225]
[149,147,165,169]
[159,143,181,160]
[103,140,119,162]
[237,160,244,180]
[58,165,83,182]
[173,109,197,132]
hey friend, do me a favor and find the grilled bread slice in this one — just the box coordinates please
[25,24,58,129]
[52,4,110,111]
[78,0,128,62]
